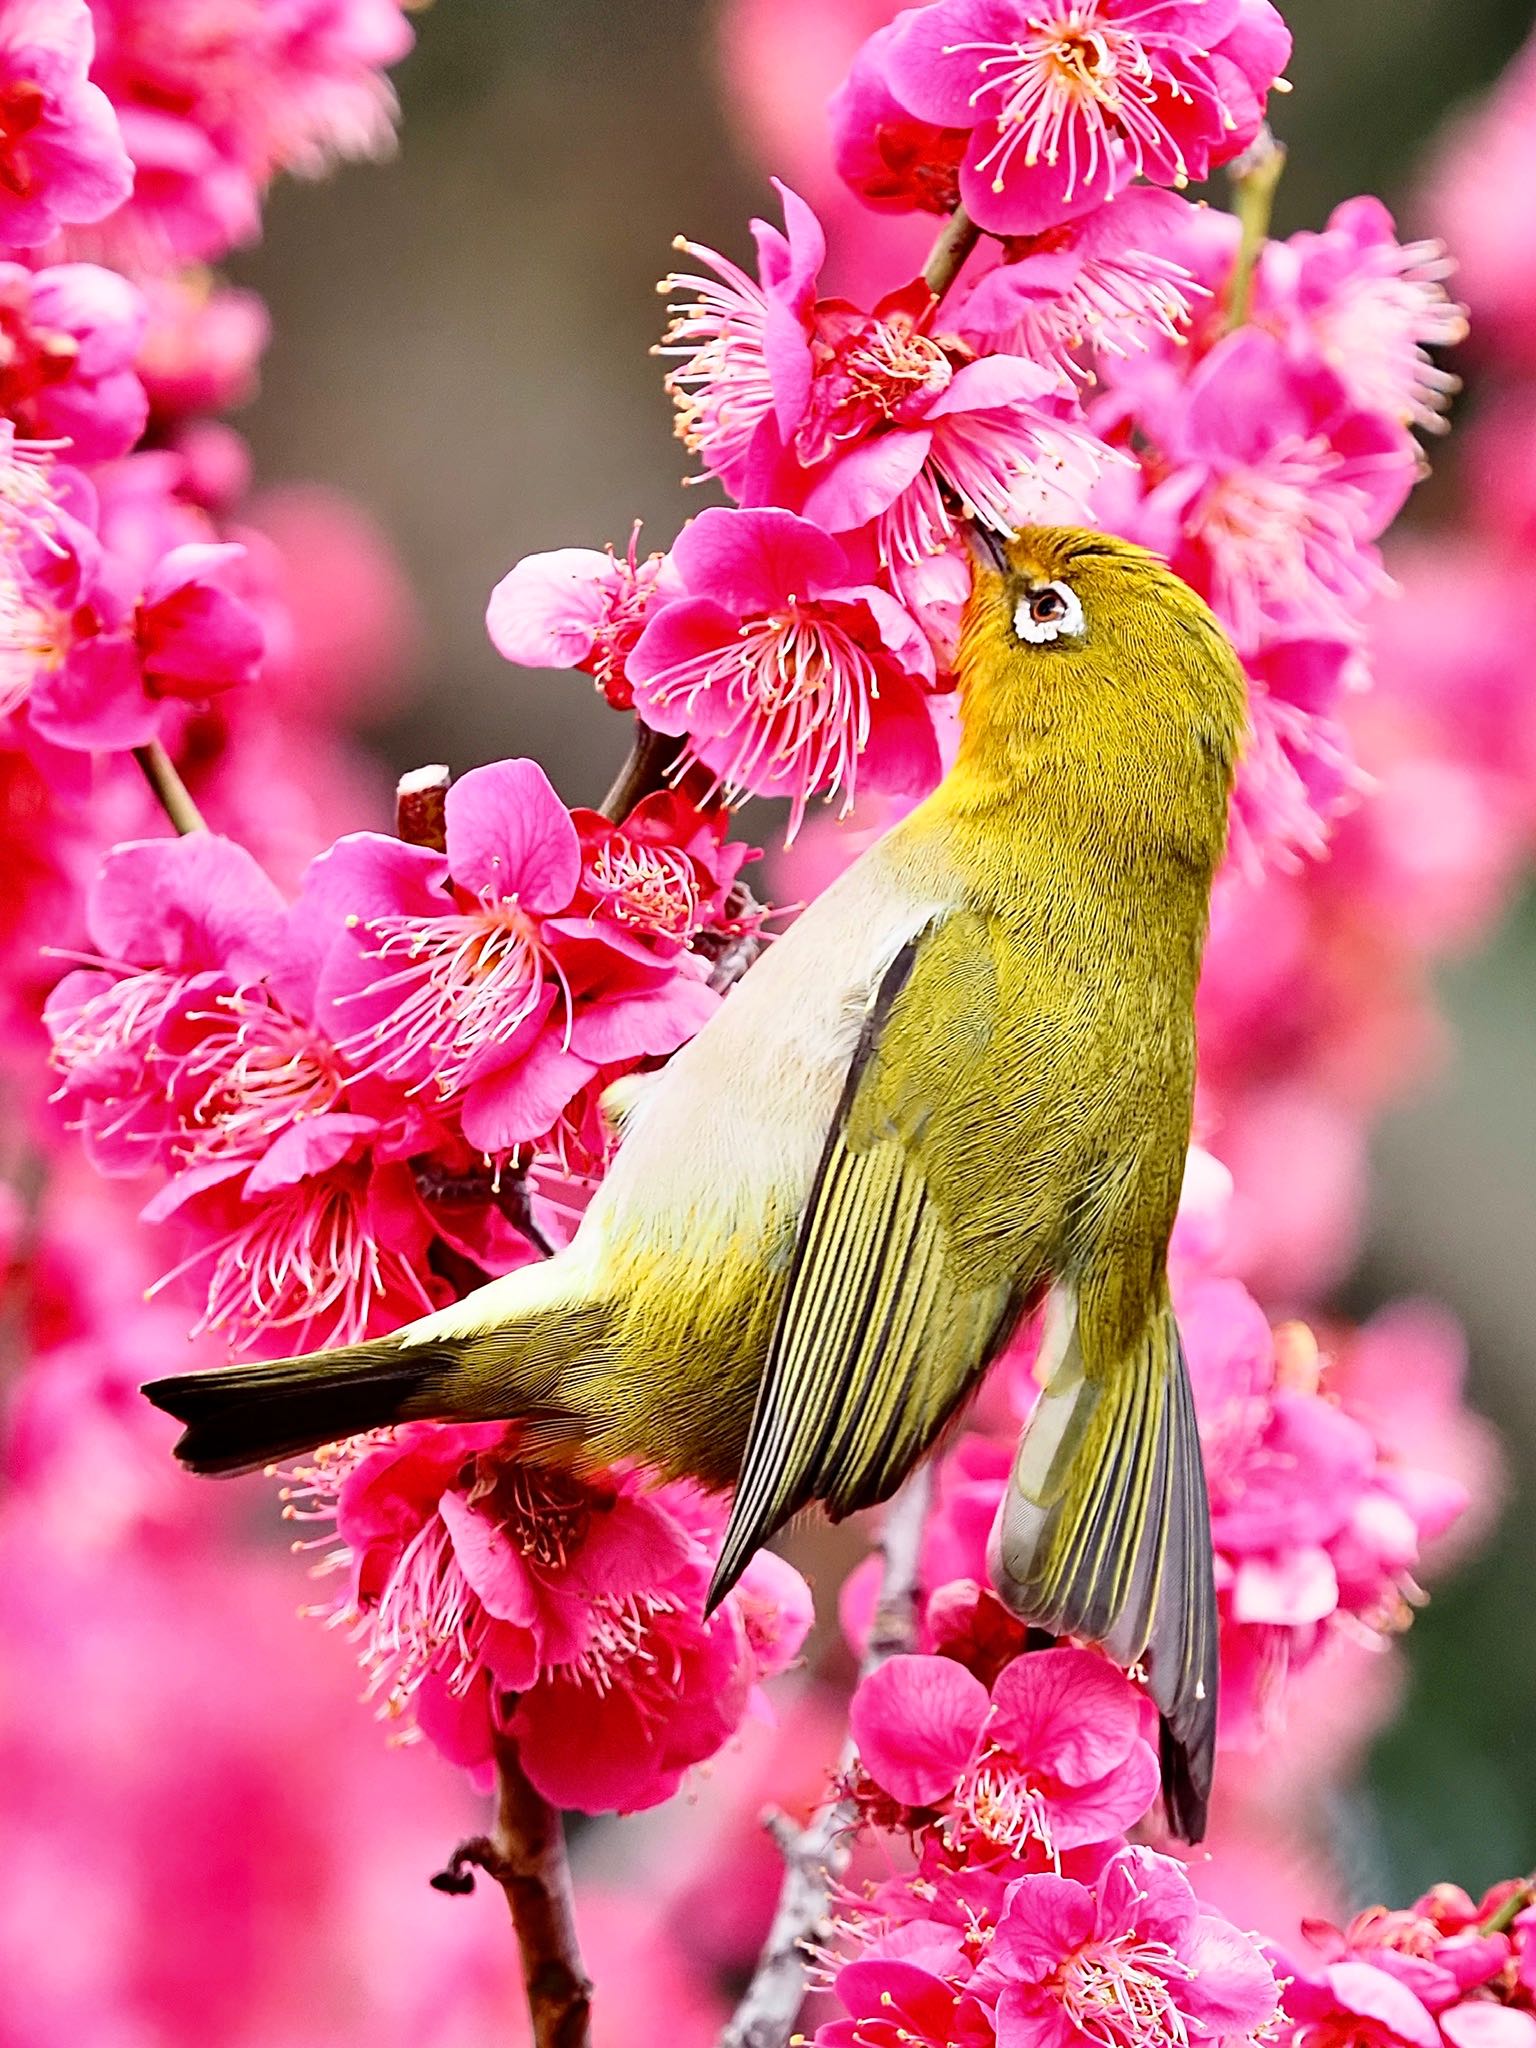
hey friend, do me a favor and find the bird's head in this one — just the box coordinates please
[956,525,1248,801]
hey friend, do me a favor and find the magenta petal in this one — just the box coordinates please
[1326,1964,1441,2048]
[243,1112,378,1195]
[1049,1742,1161,1848]
[1182,1914,1281,2034]
[929,352,1058,418]
[849,1653,990,1806]
[669,505,850,613]
[1441,2009,1536,2048]
[444,758,581,912]
[566,976,718,1064]
[29,635,157,750]
[883,0,1024,125]
[88,831,288,977]
[480,1620,542,1692]
[989,1647,1141,1785]
[626,596,739,727]
[959,131,1125,237]
[438,1490,542,1627]
[559,1490,693,1601]
[513,1673,678,1814]
[460,1034,598,1153]
[800,431,931,534]
[991,1871,1097,1979]
[414,1668,496,1772]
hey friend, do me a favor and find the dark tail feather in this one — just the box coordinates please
[988,1294,1218,1843]
[143,1342,448,1474]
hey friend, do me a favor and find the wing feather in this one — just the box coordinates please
[706,935,1020,1609]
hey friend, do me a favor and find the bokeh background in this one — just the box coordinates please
[223,0,1536,1907]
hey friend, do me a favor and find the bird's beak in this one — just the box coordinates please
[963,521,1012,576]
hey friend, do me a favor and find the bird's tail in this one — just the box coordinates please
[144,1337,465,1473]
[988,1290,1217,1843]
[143,1268,602,1475]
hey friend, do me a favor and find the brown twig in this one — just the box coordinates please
[431,1736,593,2048]
[1223,124,1287,330]
[132,739,206,836]
[600,718,682,822]
[396,762,451,850]
[719,1463,934,2048]
[923,202,982,306]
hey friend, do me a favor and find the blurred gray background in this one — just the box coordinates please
[230,0,1536,1901]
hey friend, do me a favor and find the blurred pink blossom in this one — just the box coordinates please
[0,0,132,248]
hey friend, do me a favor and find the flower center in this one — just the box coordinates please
[150,1160,428,1352]
[174,986,346,1162]
[954,5,1193,200]
[479,1462,597,1571]
[588,835,700,939]
[1190,436,1387,644]
[840,321,954,422]
[639,599,878,834]
[1053,1932,1193,2048]
[953,1756,1054,1853]
[0,82,46,199]
[338,892,567,1103]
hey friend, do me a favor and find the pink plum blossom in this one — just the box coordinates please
[980,1848,1280,2048]
[1267,197,1467,436]
[661,182,1104,561]
[44,830,448,1351]
[627,505,941,832]
[872,0,1291,236]
[850,1647,1161,1855]
[949,188,1202,383]
[304,758,722,1159]
[487,529,679,711]
[1103,325,1416,652]
[0,0,133,248]
[79,0,414,268]
[135,272,270,419]
[284,1421,813,1813]
[0,259,147,460]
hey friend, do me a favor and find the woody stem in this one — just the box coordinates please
[718,1463,935,2048]
[132,740,207,836]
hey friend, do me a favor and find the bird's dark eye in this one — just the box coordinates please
[1013,579,1085,645]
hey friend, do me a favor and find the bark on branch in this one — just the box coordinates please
[431,1735,594,2048]
[719,1463,935,2048]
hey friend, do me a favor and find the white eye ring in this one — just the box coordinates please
[1014,580,1085,645]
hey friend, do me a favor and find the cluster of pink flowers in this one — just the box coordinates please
[1274,1881,1536,2048]
[819,1644,1279,2048]
[836,1152,1491,1760]
[43,766,748,1349]
[282,1420,812,1812]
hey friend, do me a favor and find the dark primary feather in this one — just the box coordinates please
[990,1302,1218,1841]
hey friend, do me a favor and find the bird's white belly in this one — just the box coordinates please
[580,842,957,1271]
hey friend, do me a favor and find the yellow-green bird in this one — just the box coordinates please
[146,524,1246,1841]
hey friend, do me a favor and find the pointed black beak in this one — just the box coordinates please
[963,521,1012,575]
